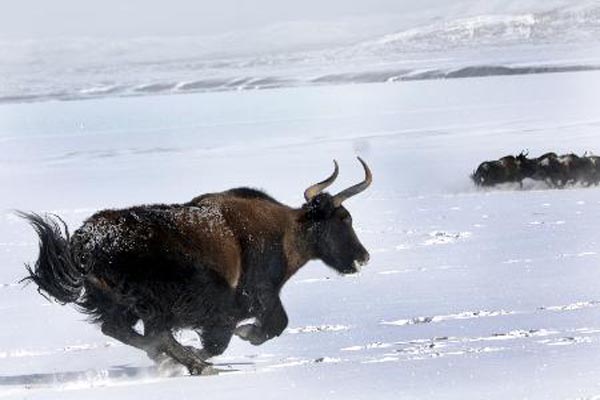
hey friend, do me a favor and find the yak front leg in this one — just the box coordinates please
[235,295,288,345]
[196,321,236,358]
[178,322,236,361]
[101,321,161,358]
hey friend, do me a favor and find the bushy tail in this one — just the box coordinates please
[18,212,84,304]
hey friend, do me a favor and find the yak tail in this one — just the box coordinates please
[18,212,84,304]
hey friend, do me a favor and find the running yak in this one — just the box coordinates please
[471,152,536,187]
[20,158,372,375]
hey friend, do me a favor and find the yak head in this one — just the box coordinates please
[516,150,537,178]
[300,158,371,274]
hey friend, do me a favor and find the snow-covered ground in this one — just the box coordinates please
[2,2,600,397]
[1,68,600,399]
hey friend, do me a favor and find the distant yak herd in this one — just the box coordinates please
[472,152,600,188]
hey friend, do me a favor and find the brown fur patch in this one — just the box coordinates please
[190,194,310,284]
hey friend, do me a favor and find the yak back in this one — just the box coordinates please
[71,188,299,291]
[71,203,242,289]
[187,188,301,270]
[188,187,282,206]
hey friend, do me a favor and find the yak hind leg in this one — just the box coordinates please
[143,320,213,375]
[152,331,213,375]
[101,320,162,361]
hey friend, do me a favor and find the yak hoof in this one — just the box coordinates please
[248,335,267,346]
[234,324,255,341]
[234,324,267,346]
[187,361,214,376]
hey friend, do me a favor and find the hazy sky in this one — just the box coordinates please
[1,0,575,41]
[0,0,445,39]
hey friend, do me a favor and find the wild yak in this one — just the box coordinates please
[20,158,372,375]
[472,151,600,189]
[471,152,535,187]
[559,153,587,186]
[548,153,600,187]
[573,154,600,186]
[530,152,596,188]
[587,155,600,185]
[534,152,563,187]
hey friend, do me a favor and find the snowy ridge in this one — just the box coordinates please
[2,63,599,105]
[356,4,600,53]
[2,2,600,105]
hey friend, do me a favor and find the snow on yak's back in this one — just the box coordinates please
[19,158,372,375]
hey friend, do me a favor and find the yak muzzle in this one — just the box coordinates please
[352,252,370,272]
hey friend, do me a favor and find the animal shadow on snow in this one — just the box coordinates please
[0,361,251,387]
[0,365,158,387]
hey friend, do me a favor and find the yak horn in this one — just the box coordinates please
[304,160,339,201]
[332,157,372,207]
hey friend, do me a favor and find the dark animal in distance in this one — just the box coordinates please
[533,152,562,187]
[558,153,586,186]
[20,158,372,375]
[472,151,600,188]
[471,151,535,187]
[587,155,600,185]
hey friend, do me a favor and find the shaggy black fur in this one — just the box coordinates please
[18,212,83,304]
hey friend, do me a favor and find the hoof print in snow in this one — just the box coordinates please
[423,231,472,246]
